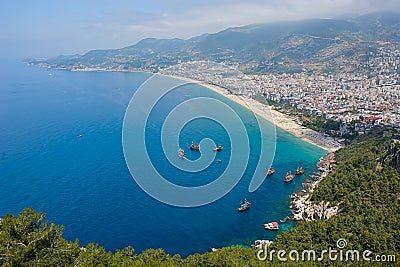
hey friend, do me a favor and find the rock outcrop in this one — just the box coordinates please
[303,201,339,221]
[291,153,340,222]
[291,195,340,222]
[386,139,400,172]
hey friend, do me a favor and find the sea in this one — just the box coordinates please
[0,60,327,257]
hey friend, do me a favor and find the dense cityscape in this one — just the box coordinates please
[3,3,400,265]
[161,47,400,139]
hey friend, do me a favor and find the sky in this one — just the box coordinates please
[1,0,400,59]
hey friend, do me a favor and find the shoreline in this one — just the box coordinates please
[43,66,342,152]
[290,153,338,222]
[162,73,342,153]
[30,66,341,251]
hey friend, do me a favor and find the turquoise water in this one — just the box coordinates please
[0,60,327,256]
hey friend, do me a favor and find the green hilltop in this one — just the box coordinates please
[30,12,400,74]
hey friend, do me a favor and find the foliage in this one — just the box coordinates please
[273,134,400,266]
[301,116,340,133]
[257,96,341,135]
[0,207,81,266]
[1,135,399,266]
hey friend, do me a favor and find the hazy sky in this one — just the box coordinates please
[1,0,399,59]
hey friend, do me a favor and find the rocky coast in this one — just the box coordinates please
[290,153,340,222]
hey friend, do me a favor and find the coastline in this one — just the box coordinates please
[23,65,340,252]
[163,73,342,153]
[44,66,341,152]
[191,72,340,244]
[290,153,338,222]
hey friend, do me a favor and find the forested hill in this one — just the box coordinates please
[1,131,399,266]
[29,12,400,74]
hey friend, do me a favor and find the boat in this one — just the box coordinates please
[189,141,200,150]
[264,221,279,230]
[266,167,276,176]
[213,145,223,151]
[284,171,295,182]
[237,199,251,212]
[77,134,83,139]
[217,159,222,163]
[178,148,186,159]
[295,166,305,175]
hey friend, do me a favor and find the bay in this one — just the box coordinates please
[0,60,326,256]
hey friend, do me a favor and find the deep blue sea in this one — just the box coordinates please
[0,60,326,257]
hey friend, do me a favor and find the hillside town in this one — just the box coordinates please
[161,47,400,140]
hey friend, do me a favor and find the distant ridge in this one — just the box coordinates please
[29,12,400,74]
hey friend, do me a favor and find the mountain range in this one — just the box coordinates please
[30,12,400,74]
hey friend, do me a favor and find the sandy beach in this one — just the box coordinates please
[163,74,342,153]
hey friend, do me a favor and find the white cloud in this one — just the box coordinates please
[90,0,400,48]
[6,0,398,57]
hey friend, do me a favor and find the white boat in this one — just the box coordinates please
[264,221,279,230]
[178,148,186,159]
[213,145,223,151]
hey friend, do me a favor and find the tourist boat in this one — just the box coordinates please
[295,166,305,175]
[237,199,251,212]
[264,221,279,230]
[284,171,295,182]
[189,141,200,150]
[266,167,276,176]
[213,145,223,151]
[178,148,186,159]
